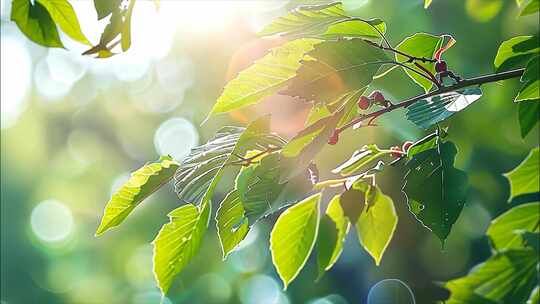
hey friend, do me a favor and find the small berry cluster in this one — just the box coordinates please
[357,90,388,110]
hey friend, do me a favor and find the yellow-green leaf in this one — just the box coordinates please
[95,156,179,236]
[316,195,350,278]
[270,193,321,289]
[515,56,539,102]
[494,35,539,72]
[355,186,398,265]
[487,202,540,251]
[425,0,433,8]
[209,39,320,115]
[152,200,210,295]
[215,190,249,259]
[520,0,539,16]
[36,0,90,45]
[504,147,540,200]
[10,0,63,48]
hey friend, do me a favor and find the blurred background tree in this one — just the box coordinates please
[1,0,538,303]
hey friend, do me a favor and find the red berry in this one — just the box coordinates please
[328,131,339,145]
[390,146,403,158]
[435,60,447,73]
[402,141,414,152]
[358,96,371,110]
[369,90,386,103]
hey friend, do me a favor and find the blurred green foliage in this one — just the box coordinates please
[1,0,538,303]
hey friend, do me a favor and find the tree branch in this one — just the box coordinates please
[336,68,525,134]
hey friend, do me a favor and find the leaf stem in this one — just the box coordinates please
[336,68,525,134]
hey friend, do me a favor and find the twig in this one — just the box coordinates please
[335,68,525,134]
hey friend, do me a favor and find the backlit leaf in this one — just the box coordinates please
[395,33,443,92]
[445,249,538,303]
[93,0,120,20]
[520,0,539,16]
[282,39,388,103]
[486,202,540,251]
[36,0,90,45]
[95,156,179,236]
[406,87,483,129]
[209,39,320,115]
[494,35,539,72]
[153,201,211,295]
[504,146,540,200]
[215,190,249,258]
[270,193,321,289]
[515,56,539,102]
[332,144,387,176]
[258,2,385,40]
[11,0,63,47]
[402,140,468,243]
[174,122,285,204]
[356,186,398,265]
[316,195,350,278]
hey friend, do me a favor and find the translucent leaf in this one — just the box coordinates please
[425,0,433,8]
[504,146,540,200]
[209,39,320,115]
[520,0,539,16]
[316,195,350,278]
[258,2,385,40]
[395,33,443,92]
[515,56,539,102]
[519,100,540,138]
[93,0,121,20]
[332,144,387,176]
[153,201,210,295]
[95,156,179,236]
[270,193,321,289]
[406,87,483,129]
[445,250,538,303]
[494,35,539,72]
[215,190,249,258]
[486,202,540,251]
[402,140,468,243]
[174,121,285,204]
[356,186,398,265]
[528,286,539,304]
[282,39,388,103]
[36,0,90,45]
[10,0,63,47]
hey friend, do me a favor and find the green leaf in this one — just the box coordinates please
[406,87,483,129]
[402,140,468,242]
[515,56,540,102]
[174,124,285,204]
[121,0,135,51]
[332,144,388,176]
[356,186,398,265]
[339,187,366,224]
[494,35,539,72]
[395,33,443,92]
[36,0,90,45]
[258,2,385,40]
[279,110,342,182]
[306,103,332,125]
[95,156,179,236]
[519,100,540,138]
[270,193,321,289]
[215,190,249,258]
[504,146,540,200]
[316,195,350,278]
[425,0,433,8]
[445,250,538,303]
[153,201,211,295]
[520,0,539,16]
[11,0,63,48]
[236,153,288,223]
[486,202,540,251]
[93,0,120,20]
[282,39,388,103]
[209,39,320,115]
[406,132,439,159]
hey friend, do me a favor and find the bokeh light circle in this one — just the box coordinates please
[154,117,199,160]
[239,274,281,304]
[367,279,416,304]
[30,199,74,242]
